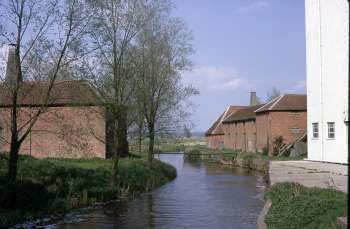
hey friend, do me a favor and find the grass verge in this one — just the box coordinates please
[0,154,176,227]
[265,182,347,229]
[184,144,304,161]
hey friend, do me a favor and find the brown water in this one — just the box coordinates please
[59,154,265,229]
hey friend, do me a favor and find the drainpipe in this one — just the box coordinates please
[347,0,350,188]
[318,0,325,161]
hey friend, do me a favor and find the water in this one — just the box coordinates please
[59,154,265,229]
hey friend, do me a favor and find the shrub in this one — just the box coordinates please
[272,136,285,156]
[262,146,269,156]
[185,149,201,162]
[0,178,50,211]
[265,182,348,229]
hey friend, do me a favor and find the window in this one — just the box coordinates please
[312,123,319,139]
[327,122,335,139]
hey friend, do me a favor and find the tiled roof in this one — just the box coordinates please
[205,105,246,136]
[255,94,306,113]
[205,112,225,136]
[0,80,103,107]
[222,104,265,123]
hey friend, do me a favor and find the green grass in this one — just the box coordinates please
[0,154,176,227]
[265,182,348,229]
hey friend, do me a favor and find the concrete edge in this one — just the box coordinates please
[257,199,272,229]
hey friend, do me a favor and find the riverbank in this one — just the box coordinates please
[183,145,302,174]
[181,145,348,228]
[0,154,176,228]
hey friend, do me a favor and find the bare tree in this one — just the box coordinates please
[81,0,160,185]
[134,12,198,164]
[0,0,90,182]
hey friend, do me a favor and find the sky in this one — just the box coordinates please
[173,0,307,132]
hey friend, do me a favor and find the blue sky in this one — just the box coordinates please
[174,0,306,132]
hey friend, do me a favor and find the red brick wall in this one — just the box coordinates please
[222,120,257,152]
[223,123,233,149]
[0,106,106,158]
[256,113,270,152]
[256,111,307,154]
[206,135,224,149]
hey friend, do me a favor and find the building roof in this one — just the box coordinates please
[222,104,265,123]
[0,80,103,107]
[205,105,246,136]
[254,94,307,113]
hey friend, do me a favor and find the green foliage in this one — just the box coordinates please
[0,154,176,227]
[0,178,50,211]
[272,136,285,156]
[265,183,348,229]
[185,149,201,162]
[262,146,269,156]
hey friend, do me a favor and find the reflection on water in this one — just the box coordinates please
[60,154,265,229]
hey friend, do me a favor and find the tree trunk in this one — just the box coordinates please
[148,124,155,165]
[138,125,142,154]
[116,106,129,158]
[111,152,119,187]
[8,139,20,183]
[106,106,116,159]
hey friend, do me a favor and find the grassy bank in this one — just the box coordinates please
[265,182,347,229]
[184,145,304,161]
[0,154,176,227]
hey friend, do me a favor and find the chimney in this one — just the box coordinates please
[250,91,258,106]
[5,44,21,87]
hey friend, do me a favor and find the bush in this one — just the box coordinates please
[0,178,50,211]
[272,136,285,156]
[185,149,201,162]
[265,182,347,229]
[262,146,269,156]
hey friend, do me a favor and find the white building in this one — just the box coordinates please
[305,0,349,163]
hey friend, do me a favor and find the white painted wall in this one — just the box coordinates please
[305,0,349,164]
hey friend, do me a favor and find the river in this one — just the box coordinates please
[59,154,265,229]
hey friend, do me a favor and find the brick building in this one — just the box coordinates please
[205,106,245,149]
[209,93,307,155]
[255,94,307,154]
[222,104,264,152]
[0,46,109,159]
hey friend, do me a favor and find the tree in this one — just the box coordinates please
[134,11,198,164]
[266,86,281,102]
[82,0,160,185]
[0,0,90,182]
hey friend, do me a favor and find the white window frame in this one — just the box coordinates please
[327,122,335,139]
[312,123,319,139]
